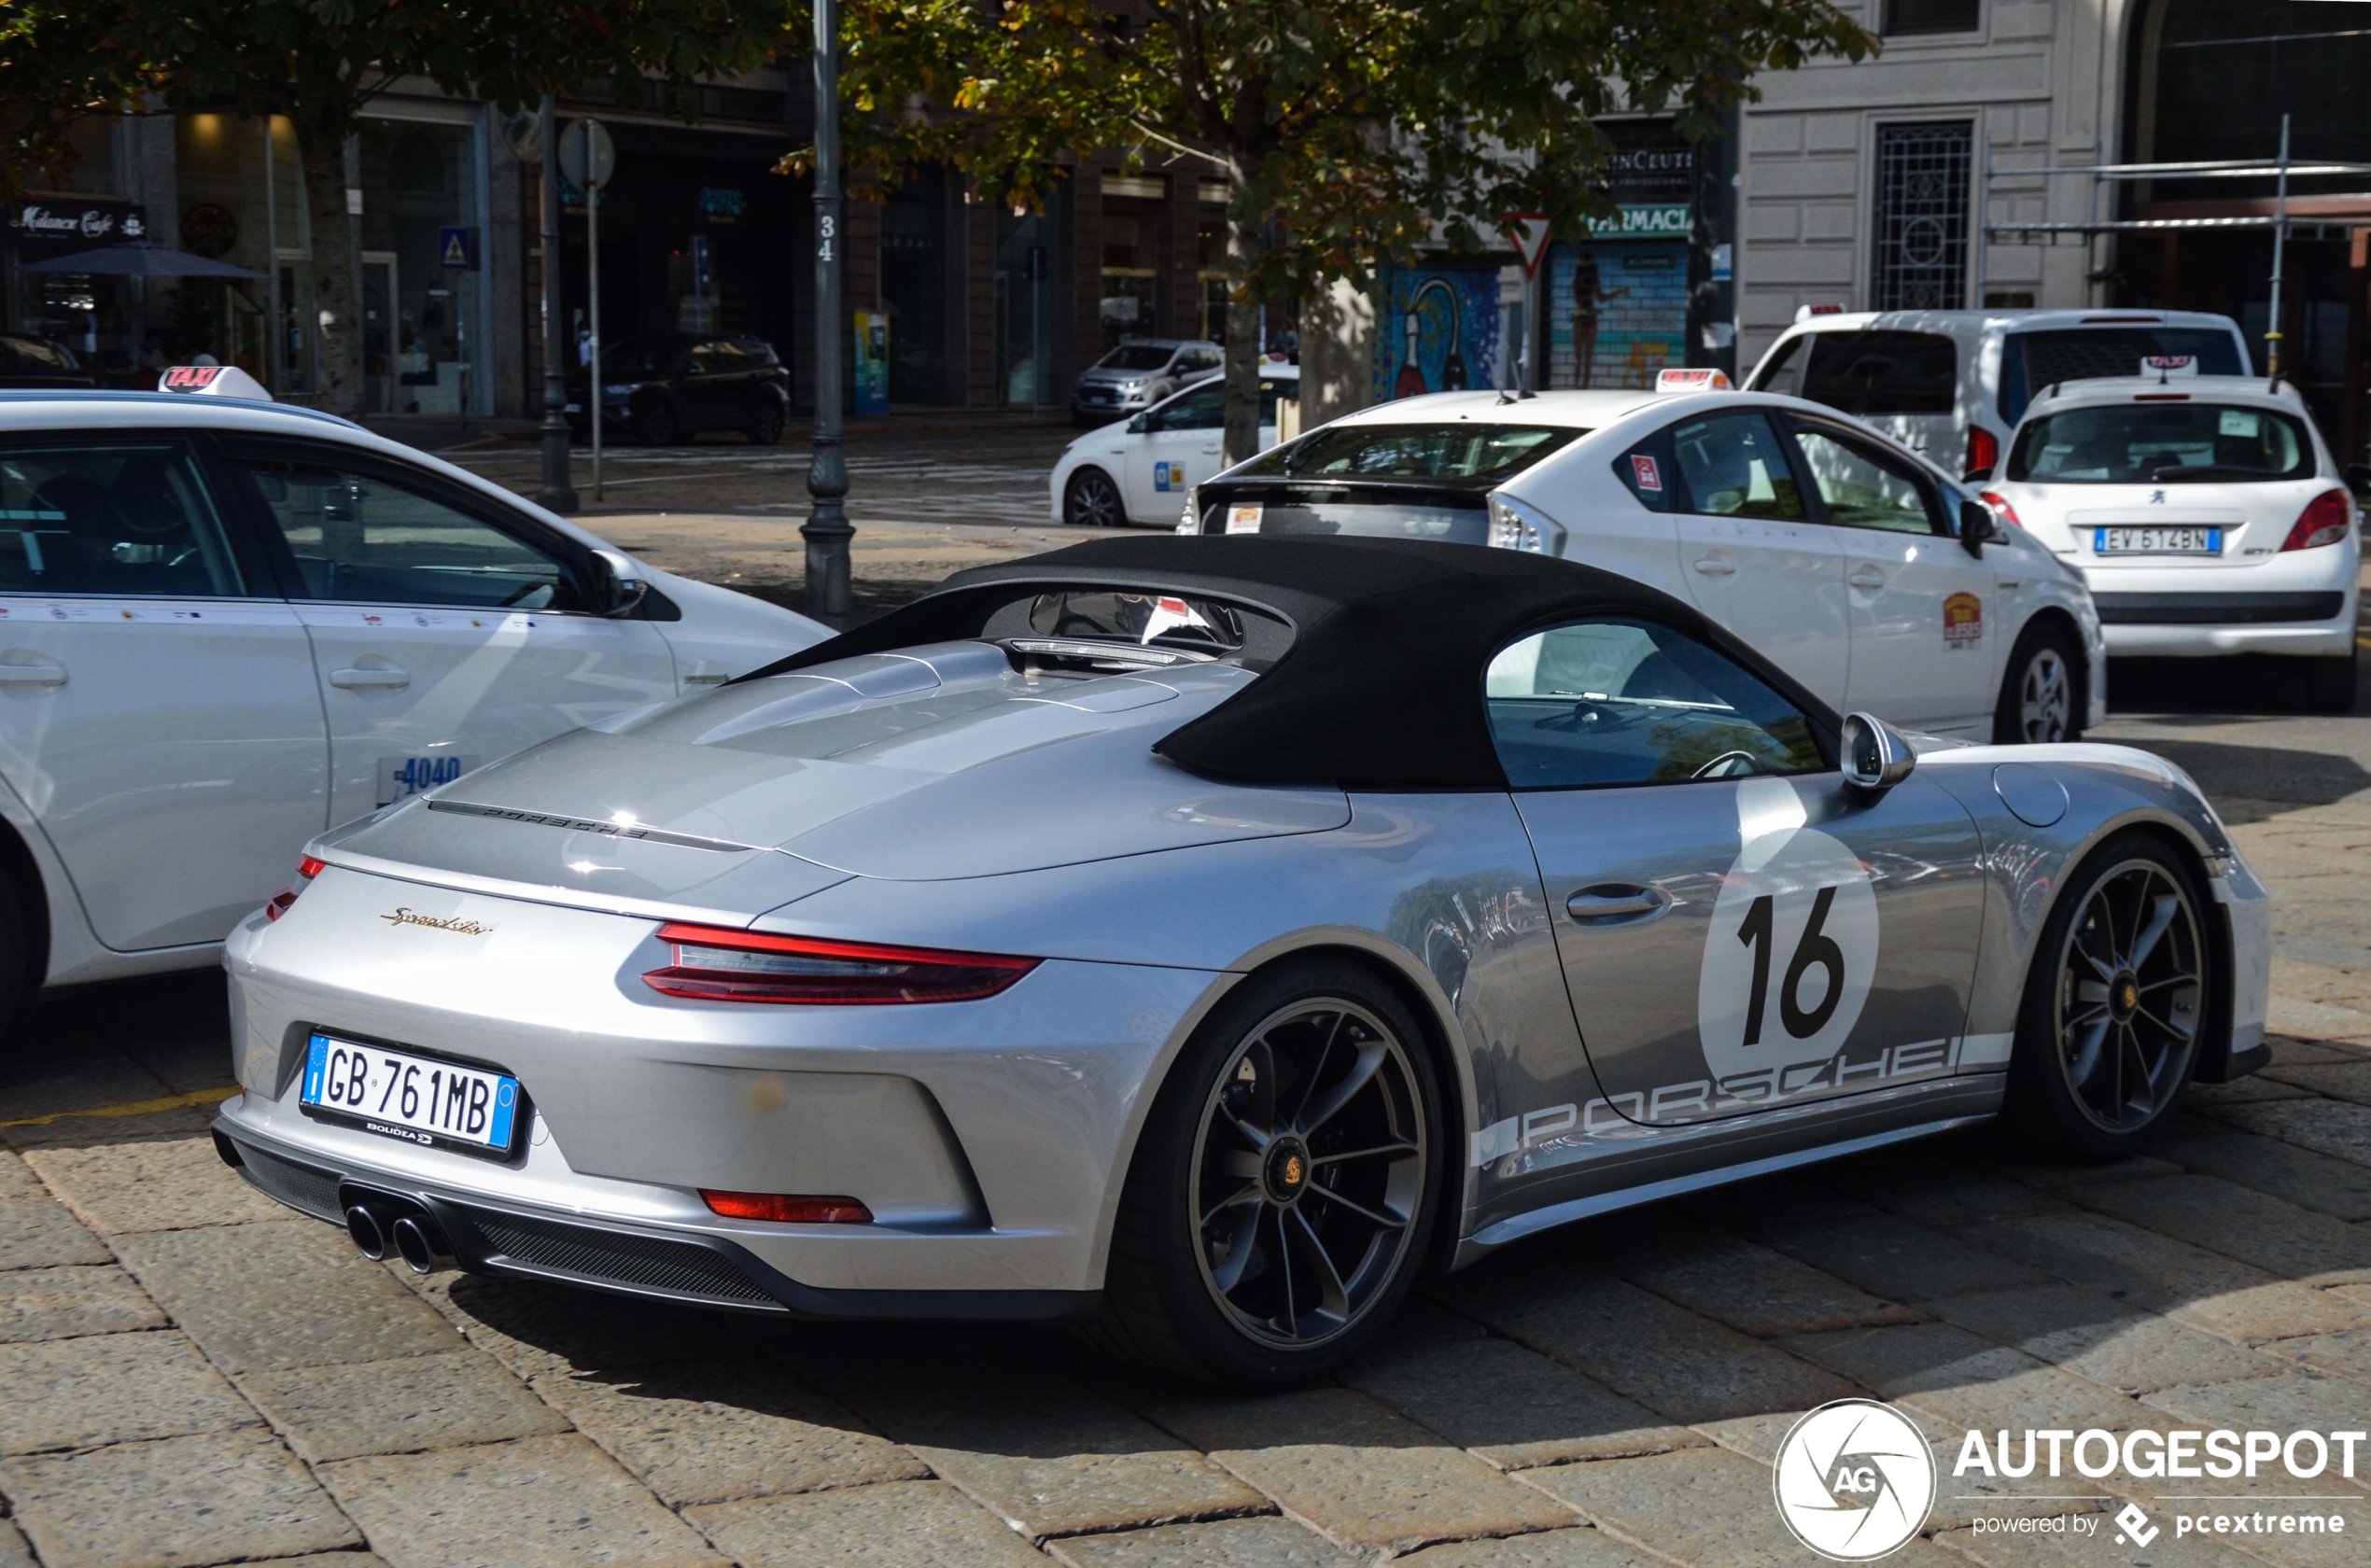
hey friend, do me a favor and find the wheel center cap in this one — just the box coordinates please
[1263,1138,1311,1203]
[2110,970,2140,1022]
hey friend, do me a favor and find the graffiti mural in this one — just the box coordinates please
[1546,241,1689,390]
[1372,265,1501,403]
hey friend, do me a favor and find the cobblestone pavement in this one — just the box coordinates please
[4,639,2371,1563]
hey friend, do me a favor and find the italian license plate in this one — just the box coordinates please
[377,753,480,807]
[301,1034,523,1156]
[2094,525,2221,555]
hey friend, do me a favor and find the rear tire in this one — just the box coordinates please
[0,867,29,1046]
[1995,622,2083,744]
[1063,468,1125,529]
[2306,653,2358,714]
[2004,830,2213,1160]
[748,400,784,446]
[1085,959,1443,1387]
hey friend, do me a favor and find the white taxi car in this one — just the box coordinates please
[1052,366,1298,528]
[1981,374,2363,710]
[1185,374,2105,746]
[0,382,826,1027]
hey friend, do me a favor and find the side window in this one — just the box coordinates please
[1146,382,1224,433]
[231,455,589,611]
[1789,426,1942,535]
[1483,618,1826,789]
[1747,334,1807,396]
[0,441,246,597]
[1669,412,1805,520]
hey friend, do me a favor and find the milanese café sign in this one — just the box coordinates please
[8,201,148,247]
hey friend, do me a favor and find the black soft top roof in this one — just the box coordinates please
[748,535,1841,789]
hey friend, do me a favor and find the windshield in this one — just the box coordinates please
[603,334,693,380]
[1242,424,1581,481]
[2005,403,2313,483]
[1097,345,1174,372]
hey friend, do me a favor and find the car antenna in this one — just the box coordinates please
[1497,386,1515,405]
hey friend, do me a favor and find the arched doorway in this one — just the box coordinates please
[2122,0,2371,453]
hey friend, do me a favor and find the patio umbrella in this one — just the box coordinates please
[18,241,262,278]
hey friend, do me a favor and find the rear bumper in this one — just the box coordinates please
[212,1115,1096,1321]
[2095,588,2356,656]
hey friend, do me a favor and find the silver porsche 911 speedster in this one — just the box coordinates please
[214,536,2271,1385]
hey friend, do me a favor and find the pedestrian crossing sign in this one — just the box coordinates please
[439,226,478,271]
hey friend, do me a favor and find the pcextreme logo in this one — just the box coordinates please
[1774,1400,1936,1561]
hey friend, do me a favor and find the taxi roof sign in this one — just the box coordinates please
[1654,368,1732,394]
[159,364,273,401]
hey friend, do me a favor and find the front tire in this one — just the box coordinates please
[1088,960,1443,1387]
[633,400,680,447]
[1996,623,2083,744]
[2005,831,2214,1159]
[748,400,785,446]
[2306,653,2358,714]
[1063,468,1125,529]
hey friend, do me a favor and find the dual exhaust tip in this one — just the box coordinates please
[345,1203,452,1274]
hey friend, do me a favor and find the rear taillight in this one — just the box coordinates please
[1967,426,1999,477]
[700,1190,873,1224]
[264,855,326,921]
[2281,489,2354,552]
[642,923,1039,1005]
[1978,490,2023,530]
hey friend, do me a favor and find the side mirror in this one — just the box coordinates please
[1841,711,1916,795]
[2346,462,2371,499]
[1958,497,1999,557]
[1126,413,1149,435]
[588,548,648,618]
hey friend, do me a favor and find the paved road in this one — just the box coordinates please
[4,562,2370,1562]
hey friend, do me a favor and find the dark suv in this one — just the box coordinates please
[569,333,792,446]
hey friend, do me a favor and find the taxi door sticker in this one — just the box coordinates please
[1154,461,1180,492]
[1630,454,1663,492]
[1943,592,1983,651]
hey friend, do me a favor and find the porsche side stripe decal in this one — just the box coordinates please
[1468,1032,2010,1167]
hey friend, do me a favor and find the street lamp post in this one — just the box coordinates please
[802,0,853,620]
[536,96,579,514]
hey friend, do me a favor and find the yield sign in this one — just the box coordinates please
[1504,214,1552,278]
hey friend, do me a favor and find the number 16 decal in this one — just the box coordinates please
[1697,777,1878,1081]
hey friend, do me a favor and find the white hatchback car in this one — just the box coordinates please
[1982,375,2364,710]
[1052,366,1298,528]
[1185,382,2105,745]
[0,388,827,1024]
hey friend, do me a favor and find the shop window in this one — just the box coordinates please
[995,207,1056,405]
[1100,196,1161,351]
[1885,0,1980,35]
[883,173,949,404]
[1872,122,1971,312]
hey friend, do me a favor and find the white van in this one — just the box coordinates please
[1744,309,2252,483]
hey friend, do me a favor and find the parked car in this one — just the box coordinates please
[0,384,828,1031]
[1052,366,1298,527]
[1743,308,2252,483]
[1186,379,2105,746]
[1071,339,1224,426]
[568,333,792,446]
[0,336,94,391]
[216,535,2268,1386]
[1982,373,2364,711]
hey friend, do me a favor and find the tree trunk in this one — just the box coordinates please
[300,123,363,418]
[1221,188,1265,468]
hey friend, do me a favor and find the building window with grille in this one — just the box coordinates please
[1885,0,1980,35]
[1872,122,1972,312]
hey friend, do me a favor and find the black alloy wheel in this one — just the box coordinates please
[749,399,785,446]
[1063,467,1124,529]
[1186,1000,1427,1352]
[2009,832,2211,1157]
[1087,959,1442,1386]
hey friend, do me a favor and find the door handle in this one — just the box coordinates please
[0,662,66,686]
[1566,883,1672,926]
[1848,566,1887,589]
[1691,556,1736,577]
[330,666,410,691]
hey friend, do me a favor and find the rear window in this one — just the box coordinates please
[2005,403,2314,484]
[2000,328,2244,424]
[0,337,77,374]
[1240,424,1581,481]
[1790,331,1958,415]
[978,588,1292,673]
